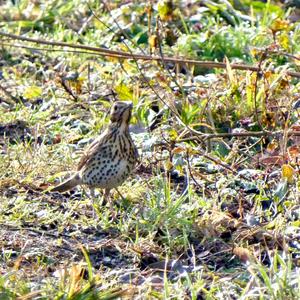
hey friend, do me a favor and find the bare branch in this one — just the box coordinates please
[1,31,300,78]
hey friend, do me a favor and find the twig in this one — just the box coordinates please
[0,41,104,56]
[199,150,249,181]
[2,31,300,78]
[78,14,94,35]
[186,151,212,188]
[175,130,300,143]
[60,77,78,101]
[253,50,267,130]
[156,17,185,96]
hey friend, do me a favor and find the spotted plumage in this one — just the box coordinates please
[52,101,138,210]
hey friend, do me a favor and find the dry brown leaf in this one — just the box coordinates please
[233,247,253,263]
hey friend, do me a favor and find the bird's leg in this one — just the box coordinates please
[104,188,116,219]
[115,187,126,202]
[90,188,95,204]
[89,188,99,218]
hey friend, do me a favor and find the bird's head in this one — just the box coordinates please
[109,101,133,129]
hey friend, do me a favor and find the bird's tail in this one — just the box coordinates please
[51,173,82,192]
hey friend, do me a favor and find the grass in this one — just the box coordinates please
[0,0,300,299]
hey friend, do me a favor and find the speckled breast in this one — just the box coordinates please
[81,135,137,189]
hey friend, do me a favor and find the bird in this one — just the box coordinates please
[51,101,138,214]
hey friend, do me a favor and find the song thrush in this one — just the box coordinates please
[52,101,138,212]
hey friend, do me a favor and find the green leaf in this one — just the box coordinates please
[274,180,288,202]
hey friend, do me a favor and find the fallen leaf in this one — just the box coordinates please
[233,247,253,263]
[282,164,294,183]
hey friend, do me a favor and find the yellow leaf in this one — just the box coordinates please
[69,264,84,296]
[264,71,273,80]
[225,56,236,85]
[23,85,42,100]
[149,34,158,52]
[278,32,290,50]
[283,200,293,208]
[278,77,289,90]
[282,164,294,183]
[115,84,133,101]
[165,160,173,171]
[292,220,300,227]
[168,129,178,140]
[123,60,136,73]
[267,140,279,152]
[120,44,129,52]
[106,56,121,64]
[157,0,173,21]
[250,48,260,58]
[270,19,289,32]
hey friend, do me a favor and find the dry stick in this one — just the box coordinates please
[1,31,300,78]
[282,95,294,163]
[0,41,105,56]
[60,78,78,101]
[253,50,268,130]
[176,130,300,143]
[0,31,127,56]
[266,49,300,61]
[156,16,184,96]
[198,149,250,181]
[186,151,213,187]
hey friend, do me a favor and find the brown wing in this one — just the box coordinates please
[77,141,99,171]
[77,130,111,171]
